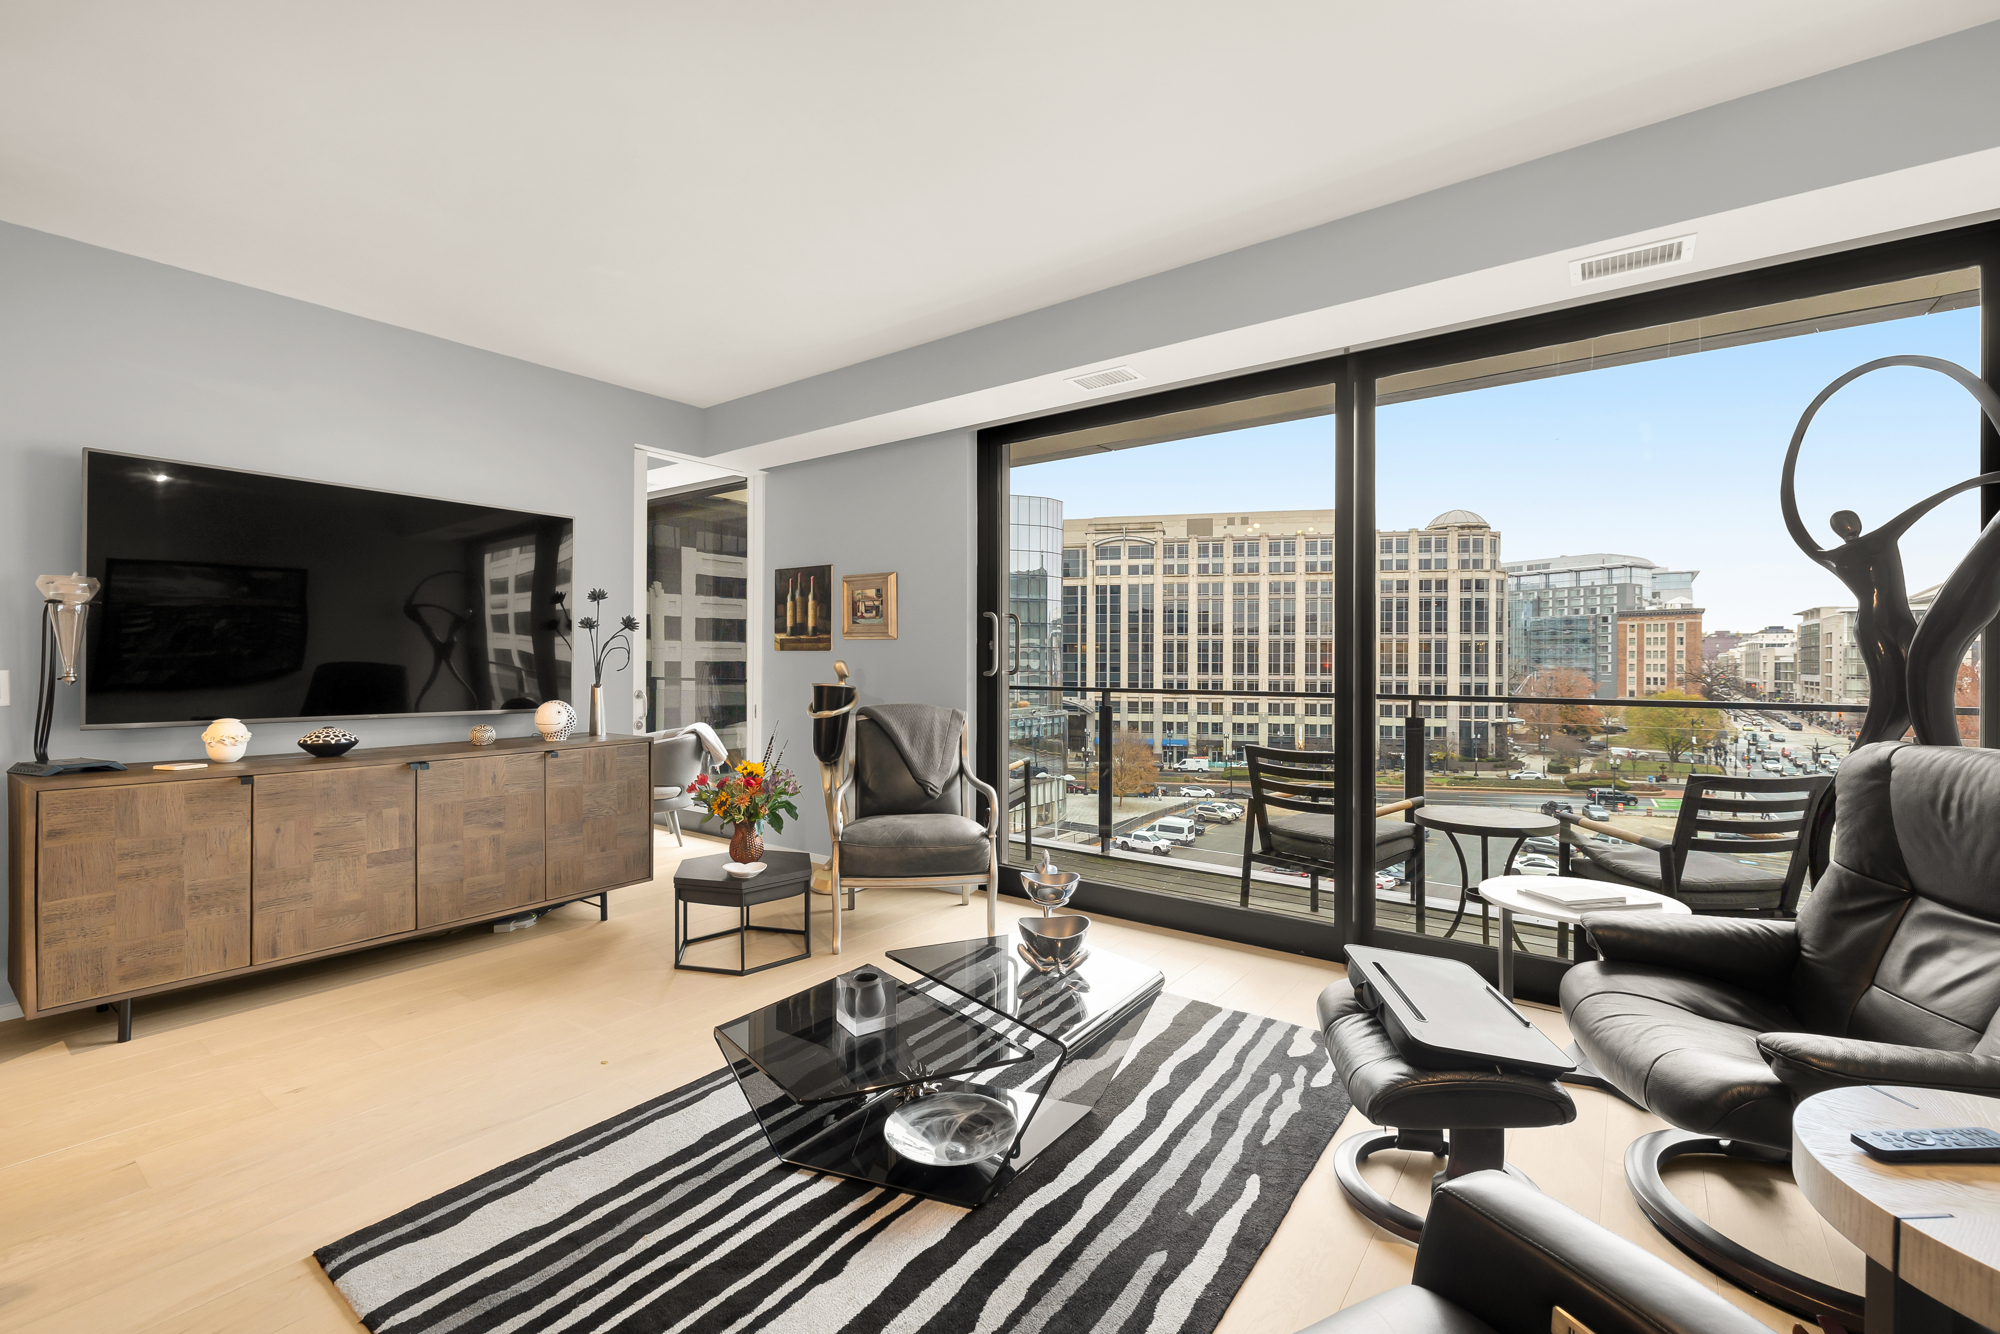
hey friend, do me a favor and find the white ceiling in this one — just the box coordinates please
[2,2,1995,408]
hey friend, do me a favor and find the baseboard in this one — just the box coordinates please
[0,1001,22,1022]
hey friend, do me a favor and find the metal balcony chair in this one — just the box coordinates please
[822,704,999,954]
[1543,771,1832,915]
[1238,744,1423,913]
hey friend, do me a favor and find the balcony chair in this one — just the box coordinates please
[1238,744,1422,913]
[650,729,713,847]
[1543,770,1832,916]
[823,704,999,954]
[1295,1171,1767,1334]
[1560,741,2000,1328]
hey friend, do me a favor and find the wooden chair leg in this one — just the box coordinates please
[831,872,844,953]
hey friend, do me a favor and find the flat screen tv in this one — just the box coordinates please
[82,450,574,728]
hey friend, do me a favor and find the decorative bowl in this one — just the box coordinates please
[296,727,360,758]
[1018,913,1090,967]
[883,1091,1018,1166]
[1021,868,1081,912]
[468,724,497,746]
[722,861,766,878]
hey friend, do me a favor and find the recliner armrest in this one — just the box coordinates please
[1412,1173,1769,1334]
[1758,1033,2000,1102]
[1580,914,1798,997]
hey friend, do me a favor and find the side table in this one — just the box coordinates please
[1794,1084,2000,1332]
[674,849,813,975]
[1414,805,1558,945]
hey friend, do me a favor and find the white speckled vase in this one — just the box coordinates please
[534,700,576,742]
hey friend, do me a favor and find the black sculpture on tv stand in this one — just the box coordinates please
[1782,354,2000,747]
[9,574,125,778]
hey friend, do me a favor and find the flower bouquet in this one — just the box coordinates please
[690,737,802,865]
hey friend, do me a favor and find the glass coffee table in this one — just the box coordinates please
[715,936,1162,1207]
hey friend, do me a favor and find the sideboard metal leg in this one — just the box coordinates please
[599,893,609,921]
[116,998,133,1043]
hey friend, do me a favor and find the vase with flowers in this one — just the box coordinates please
[691,738,802,866]
[576,588,640,738]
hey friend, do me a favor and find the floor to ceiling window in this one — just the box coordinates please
[980,222,1998,986]
[645,482,749,759]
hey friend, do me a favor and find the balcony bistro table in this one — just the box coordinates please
[1793,1085,2000,1333]
[1413,805,1559,946]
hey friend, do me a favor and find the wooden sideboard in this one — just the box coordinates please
[8,734,653,1035]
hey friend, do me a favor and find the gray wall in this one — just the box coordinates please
[700,20,2000,455]
[0,220,702,1013]
[756,430,976,856]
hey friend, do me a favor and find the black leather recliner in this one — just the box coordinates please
[1296,1171,1768,1334]
[1561,741,2000,1326]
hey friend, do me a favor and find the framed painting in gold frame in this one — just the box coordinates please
[841,572,897,640]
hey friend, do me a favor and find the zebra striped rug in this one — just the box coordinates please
[316,993,1345,1334]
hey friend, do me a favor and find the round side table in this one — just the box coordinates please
[1794,1084,2000,1332]
[1413,805,1559,945]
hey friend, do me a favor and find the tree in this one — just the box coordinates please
[1684,658,1745,700]
[1109,732,1159,807]
[1958,659,1981,742]
[1623,689,1729,763]
[1513,668,1603,737]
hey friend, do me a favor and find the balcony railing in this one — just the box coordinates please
[1004,682,1961,962]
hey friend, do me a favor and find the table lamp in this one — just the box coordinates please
[8,573,126,777]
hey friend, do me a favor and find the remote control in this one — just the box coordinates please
[1850,1126,2000,1163]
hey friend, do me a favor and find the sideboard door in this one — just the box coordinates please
[253,766,416,963]
[417,752,546,927]
[546,743,652,900]
[36,778,253,1008]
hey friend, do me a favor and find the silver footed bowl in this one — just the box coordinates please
[1019,913,1089,966]
[884,1091,1018,1166]
[1021,869,1081,911]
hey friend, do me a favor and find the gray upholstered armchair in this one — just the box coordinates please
[822,704,999,954]
[649,729,714,846]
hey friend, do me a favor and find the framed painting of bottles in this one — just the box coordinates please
[774,564,833,651]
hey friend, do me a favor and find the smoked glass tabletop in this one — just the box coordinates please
[714,974,1031,1106]
[888,937,1165,1045]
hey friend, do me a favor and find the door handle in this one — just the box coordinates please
[982,611,1000,677]
[1007,613,1021,677]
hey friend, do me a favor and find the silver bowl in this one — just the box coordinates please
[1019,913,1089,967]
[1021,869,1081,911]
[884,1091,1018,1166]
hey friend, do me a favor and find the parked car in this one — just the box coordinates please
[1193,802,1237,822]
[1113,831,1172,855]
[1151,816,1201,845]
[1507,768,1549,781]
[1522,835,1562,855]
[1374,870,1402,891]
[1762,759,1783,772]
[1514,854,1561,874]
[1177,786,1216,798]
[1785,719,1804,730]
[1583,804,1611,821]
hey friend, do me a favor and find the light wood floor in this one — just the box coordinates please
[0,830,1847,1333]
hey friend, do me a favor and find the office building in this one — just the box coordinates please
[1796,605,1868,706]
[1615,604,1705,696]
[1502,553,1699,695]
[1734,625,1799,699]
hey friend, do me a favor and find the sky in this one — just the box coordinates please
[1013,304,1986,633]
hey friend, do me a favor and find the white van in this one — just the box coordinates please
[1152,816,1201,846]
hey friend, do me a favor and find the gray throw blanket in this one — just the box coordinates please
[864,704,965,798]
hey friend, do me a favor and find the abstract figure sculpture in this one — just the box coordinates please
[1781,355,2000,746]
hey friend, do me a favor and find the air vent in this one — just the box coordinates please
[1569,235,1695,286]
[1066,366,1144,392]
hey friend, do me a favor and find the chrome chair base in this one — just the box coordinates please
[1626,1127,1864,1329]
